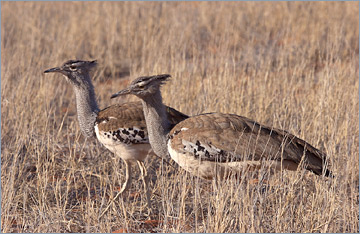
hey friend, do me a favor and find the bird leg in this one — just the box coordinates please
[136,160,152,217]
[99,160,132,219]
[119,160,132,194]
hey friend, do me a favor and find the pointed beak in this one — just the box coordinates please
[44,67,62,73]
[111,88,132,99]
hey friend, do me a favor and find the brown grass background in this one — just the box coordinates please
[1,1,359,233]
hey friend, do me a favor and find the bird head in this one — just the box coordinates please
[44,60,97,87]
[111,74,171,99]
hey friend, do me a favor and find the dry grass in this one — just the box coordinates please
[1,1,358,233]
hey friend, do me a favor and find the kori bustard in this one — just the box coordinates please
[44,61,188,210]
[111,74,332,181]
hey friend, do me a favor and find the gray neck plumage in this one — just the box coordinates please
[140,90,171,158]
[73,74,100,138]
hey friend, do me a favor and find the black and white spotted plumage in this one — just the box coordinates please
[181,139,229,162]
[101,127,148,144]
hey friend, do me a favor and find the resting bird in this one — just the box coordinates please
[111,74,332,182]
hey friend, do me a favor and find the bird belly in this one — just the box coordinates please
[95,125,151,162]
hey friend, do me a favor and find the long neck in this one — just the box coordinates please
[140,90,171,158]
[73,74,99,138]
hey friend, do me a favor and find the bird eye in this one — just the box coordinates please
[137,84,145,89]
[137,82,146,89]
[69,66,77,71]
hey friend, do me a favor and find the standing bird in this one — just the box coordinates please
[44,61,188,211]
[111,74,332,182]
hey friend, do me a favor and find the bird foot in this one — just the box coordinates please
[249,178,269,185]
